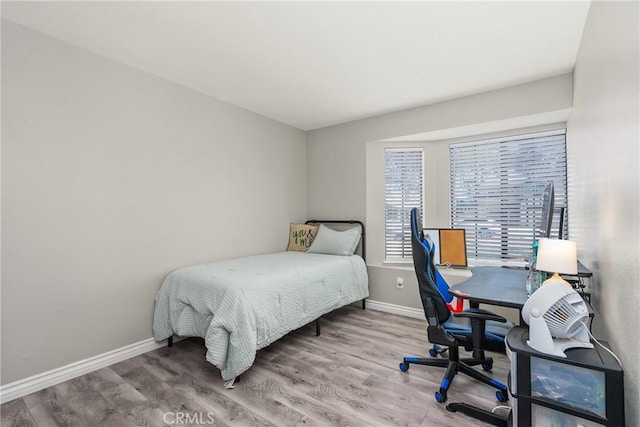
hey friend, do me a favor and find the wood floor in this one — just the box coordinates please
[1,306,511,427]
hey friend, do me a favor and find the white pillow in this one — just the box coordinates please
[307,224,361,256]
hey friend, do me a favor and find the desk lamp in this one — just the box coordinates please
[536,238,577,287]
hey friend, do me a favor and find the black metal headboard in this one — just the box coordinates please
[304,220,366,261]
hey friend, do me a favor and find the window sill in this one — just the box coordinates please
[467,258,528,268]
[383,258,413,265]
[380,258,527,270]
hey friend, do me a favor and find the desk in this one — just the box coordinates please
[450,266,594,325]
[568,260,593,303]
[450,266,529,310]
[575,260,593,277]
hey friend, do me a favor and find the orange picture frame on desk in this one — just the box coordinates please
[423,228,467,267]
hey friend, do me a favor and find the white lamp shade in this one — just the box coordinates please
[536,238,578,275]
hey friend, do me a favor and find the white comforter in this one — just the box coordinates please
[153,251,369,381]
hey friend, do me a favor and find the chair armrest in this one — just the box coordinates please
[453,308,507,323]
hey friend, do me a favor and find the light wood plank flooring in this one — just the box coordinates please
[1,306,511,426]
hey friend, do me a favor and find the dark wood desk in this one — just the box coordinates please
[450,266,529,310]
[450,266,594,325]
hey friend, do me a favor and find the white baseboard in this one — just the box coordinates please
[365,299,425,320]
[0,337,171,404]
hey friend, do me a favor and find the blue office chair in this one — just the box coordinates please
[399,208,512,404]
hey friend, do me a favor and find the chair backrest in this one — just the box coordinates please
[410,208,452,324]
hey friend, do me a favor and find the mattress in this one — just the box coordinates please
[153,251,369,381]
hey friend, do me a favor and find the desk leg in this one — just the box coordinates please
[471,300,526,327]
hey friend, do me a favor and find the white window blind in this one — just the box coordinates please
[449,129,568,261]
[385,148,423,261]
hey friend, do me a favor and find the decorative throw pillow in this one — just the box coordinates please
[307,224,361,256]
[287,223,319,252]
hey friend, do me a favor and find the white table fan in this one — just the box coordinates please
[521,281,593,357]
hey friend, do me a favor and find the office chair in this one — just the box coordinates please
[399,208,512,404]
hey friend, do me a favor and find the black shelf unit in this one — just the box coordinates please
[506,327,624,426]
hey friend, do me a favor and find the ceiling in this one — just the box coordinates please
[1,1,591,131]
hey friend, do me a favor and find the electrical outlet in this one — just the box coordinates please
[396,277,404,289]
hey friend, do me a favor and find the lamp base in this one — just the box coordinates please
[543,272,573,287]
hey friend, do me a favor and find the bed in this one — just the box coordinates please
[152,220,369,384]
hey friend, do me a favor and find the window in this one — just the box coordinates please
[384,148,423,261]
[449,129,568,262]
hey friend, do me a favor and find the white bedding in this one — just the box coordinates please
[153,251,369,381]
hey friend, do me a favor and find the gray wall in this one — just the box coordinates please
[567,2,640,424]
[307,75,573,310]
[1,21,307,385]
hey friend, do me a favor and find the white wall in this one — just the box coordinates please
[566,2,640,424]
[308,75,573,309]
[1,21,307,385]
